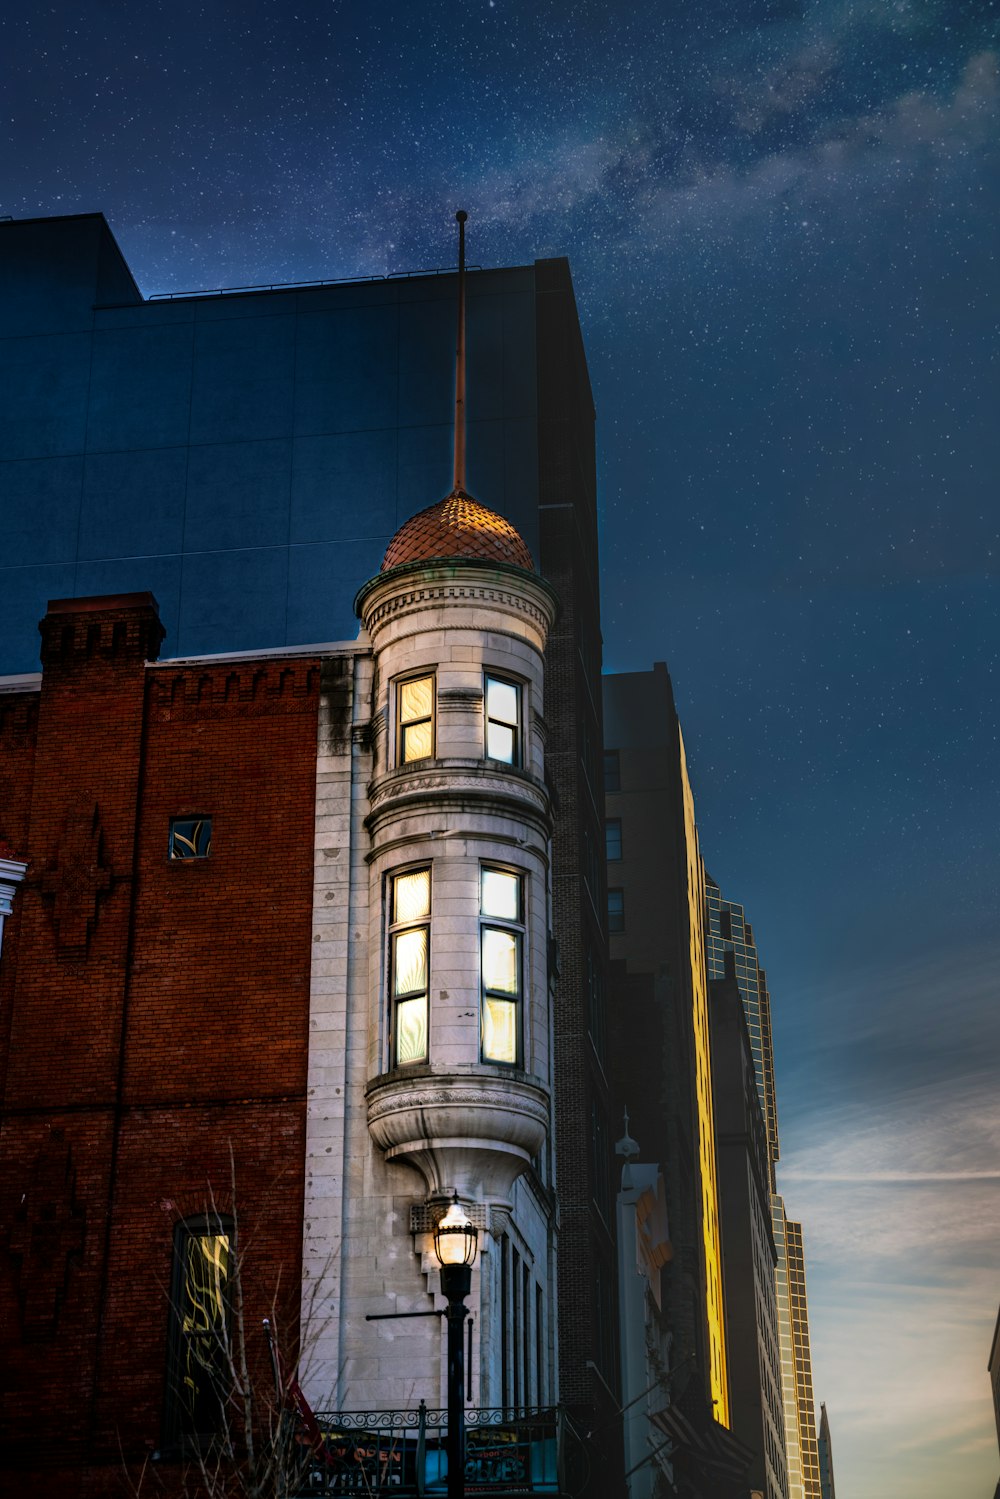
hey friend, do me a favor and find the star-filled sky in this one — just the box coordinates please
[3,2,998,1493]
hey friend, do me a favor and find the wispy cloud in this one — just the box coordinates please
[776,940,1000,1498]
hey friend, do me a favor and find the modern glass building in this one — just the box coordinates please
[1,213,545,673]
[705,878,779,1183]
[706,880,821,1499]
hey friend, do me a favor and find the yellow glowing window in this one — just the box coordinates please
[390,868,430,1066]
[398,676,434,764]
[481,867,522,1065]
[165,1218,232,1445]
[485,675,520,765]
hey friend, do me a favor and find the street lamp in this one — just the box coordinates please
[433,1194,478,1499]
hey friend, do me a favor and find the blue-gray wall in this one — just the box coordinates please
[0,214,539,672]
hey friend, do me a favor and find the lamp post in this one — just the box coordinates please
[433,1194,478,1499]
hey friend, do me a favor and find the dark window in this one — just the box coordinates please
[605,818,622,862]
[169,817,212,859]
[535,1283,545,1405]
[485,675,521,765]
[500,1235,510,1406]
[586,949,607,1063]
[603,750,620,794]
[164,1216,232,1446]
[591,1099,610,1222]
[522,1260,531,1406]
[608,888,625,933]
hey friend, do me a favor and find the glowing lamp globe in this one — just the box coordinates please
[433,1194,478,1269]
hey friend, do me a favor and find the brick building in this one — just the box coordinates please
[0,213,619,1495]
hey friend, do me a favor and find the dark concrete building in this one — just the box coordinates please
[603,664,746,1497]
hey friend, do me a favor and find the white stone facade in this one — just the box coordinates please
[302,557,560,1417]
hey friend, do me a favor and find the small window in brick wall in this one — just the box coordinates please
[170,817,212,859]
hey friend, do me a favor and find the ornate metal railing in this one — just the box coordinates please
[301,1403,563,1495]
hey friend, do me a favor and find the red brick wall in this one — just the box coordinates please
[0,596,321,1493]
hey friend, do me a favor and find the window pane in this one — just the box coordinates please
[482,997,517,1063]
[393,928,428,996]
[396,996,427,1064]
[603,751,620,793]
[170,817,212,859]
[605,819,622,861]
[482,869,520,921]
[487,678,518,726]
[174,1229,230,1439]
[394,869,430,923]
[400,677,433,723]
[483,927,518,994]
[608,888,624,933]
[487,722,515,763]
[402,719,433,761]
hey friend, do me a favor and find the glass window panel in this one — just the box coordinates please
[402,719,433,761]
[482,997,517,1063]
[487,678,518,726]
[487,722,515,763]
[393,928,428,996]
[482,927,518,994]
[393,869,430,923]
[481,869,520,921]
[400,677,433,723]
[605,819,622,861]
[170,816,212,859]
[396,996,428,1064]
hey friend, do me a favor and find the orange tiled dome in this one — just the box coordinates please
[381,489,534,573]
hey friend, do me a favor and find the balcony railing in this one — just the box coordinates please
[301,1403,565,1495]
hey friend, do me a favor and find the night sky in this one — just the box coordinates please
[3,2,998,1493]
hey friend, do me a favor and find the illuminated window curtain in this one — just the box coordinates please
[398,676,434,763]
[164,1217,232,1446]
[481,867,522,1064]
[485,675,520,765]
[390,868,431,1065]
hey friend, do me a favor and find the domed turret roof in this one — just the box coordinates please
[381,489,534,573]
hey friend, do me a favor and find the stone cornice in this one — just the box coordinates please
[356,563,558,643]
[365,759,552,840]
[366,1080,550,1127]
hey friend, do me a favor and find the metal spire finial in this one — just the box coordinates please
[453,210,468,493]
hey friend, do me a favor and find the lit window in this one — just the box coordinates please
[481,867,522,1064]
[170,817,212,859]
[485,675,520,765]
[397,676,434,764]
[164,1216,232,1447]
[605,818,622,862]
[390,868,431,1065]
[608,888,624,933]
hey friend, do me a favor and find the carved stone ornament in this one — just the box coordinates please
[39,802,113,956]
[366,1071,550,1206]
